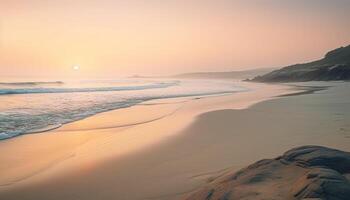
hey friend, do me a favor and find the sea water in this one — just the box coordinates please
[0,78,247,140]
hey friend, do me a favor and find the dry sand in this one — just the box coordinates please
[0,81,349,200]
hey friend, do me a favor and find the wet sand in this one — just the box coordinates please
[0,81,349,200]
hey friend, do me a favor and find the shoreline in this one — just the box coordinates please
[0,91,245,141]
[1,81,348,200]
[0,82,294,184]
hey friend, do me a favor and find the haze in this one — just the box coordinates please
[1,0,350,79]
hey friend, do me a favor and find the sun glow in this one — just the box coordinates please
[1,1,349,78]
[72,65,80,71]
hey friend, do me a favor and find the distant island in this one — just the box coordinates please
[250,45,350,82]
[172,68,276,80]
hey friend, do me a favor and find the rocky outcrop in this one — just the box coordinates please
[251,45,350,82]
[184,146,350,200]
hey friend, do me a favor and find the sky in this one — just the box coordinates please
[1,0,350,78]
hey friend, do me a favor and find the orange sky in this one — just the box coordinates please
[1,0,350,78]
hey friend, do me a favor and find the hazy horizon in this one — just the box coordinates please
[1,0,350,79]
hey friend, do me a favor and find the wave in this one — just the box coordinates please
[0,90,240,140]
[0,81,179,95]
[0,79,247,140]
[0,81,64,86]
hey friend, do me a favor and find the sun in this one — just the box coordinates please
[72,65,80,71]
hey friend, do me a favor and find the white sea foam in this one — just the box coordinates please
[0,78,247,140]
[0,81,178,95]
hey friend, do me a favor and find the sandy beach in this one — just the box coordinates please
[2,1,350,199]
[0,81,349,200]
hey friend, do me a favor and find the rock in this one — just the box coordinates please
[250,45,350,82]
[184,146,350,200]
[280,146,350,173]
[292,168,350,200]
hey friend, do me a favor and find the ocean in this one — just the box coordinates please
[0,78,247,140]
